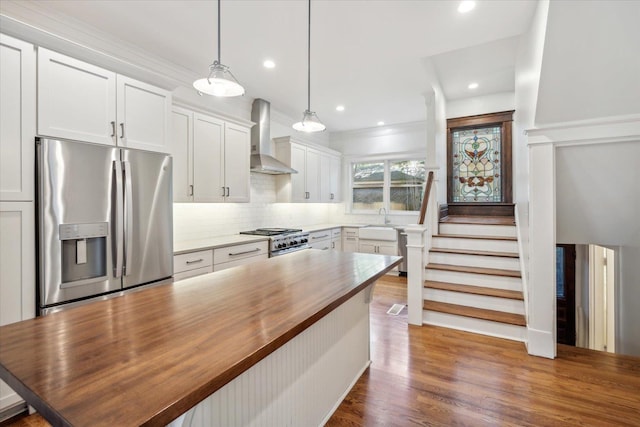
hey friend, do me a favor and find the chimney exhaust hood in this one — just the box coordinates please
[250,99,297,175]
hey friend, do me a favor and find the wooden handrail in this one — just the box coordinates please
[418,171,434,225]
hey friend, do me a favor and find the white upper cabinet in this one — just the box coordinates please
[0,34,36,201]
[329,155,342,202]
[37,48,171,152]
[169,107,251,203]
[116,75,171,152]
[223,123,251,203]
[169,107,193,202]
[193,112,225,202]
[320,153,342,203]
[274,136,341,203]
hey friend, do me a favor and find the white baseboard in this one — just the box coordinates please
[526,327,556,358]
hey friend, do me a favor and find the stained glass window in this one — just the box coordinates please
[452,126,502,202]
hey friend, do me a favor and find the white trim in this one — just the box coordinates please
[527,114,640,147]
[331,120,427,139]
[172,101,254,129]
[319,361,371,426]
[526,328,555,358]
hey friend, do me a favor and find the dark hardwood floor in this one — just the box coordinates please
[327,275,640,426]
[5,276,640,427]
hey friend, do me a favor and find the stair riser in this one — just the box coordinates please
[429,252,520,271]
[423,310,527,342]
[425,269,522,291]
[424,288,525,315]
[439,223,516,237]
[431,236,518,253]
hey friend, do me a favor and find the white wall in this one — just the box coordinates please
[535,1,640,125]
[329,121,426,157]
[446,92,515,119]
[555,140,640,356]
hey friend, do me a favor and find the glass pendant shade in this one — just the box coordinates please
[193,61,245,97]
[293,110,326,132]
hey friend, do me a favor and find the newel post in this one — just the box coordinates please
[405,225,427,325]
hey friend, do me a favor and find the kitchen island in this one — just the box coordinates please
[0,250,401,427]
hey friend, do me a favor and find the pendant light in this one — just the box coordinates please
[193,0,245,97]
[293,0,326,132]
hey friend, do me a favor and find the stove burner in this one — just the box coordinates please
[240,228,302,237]
[239,228,309,256]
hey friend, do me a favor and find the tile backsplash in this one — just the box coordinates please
[173,173,420,243]
[173,174,331,242]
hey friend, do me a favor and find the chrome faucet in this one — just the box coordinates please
[378,207,390,224]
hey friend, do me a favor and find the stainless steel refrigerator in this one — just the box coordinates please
[37,137,173,313]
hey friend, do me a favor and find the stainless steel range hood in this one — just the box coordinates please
[250,98,297,175]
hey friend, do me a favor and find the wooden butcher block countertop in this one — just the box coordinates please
[0,250,401,427]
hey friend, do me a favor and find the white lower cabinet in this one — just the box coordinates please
[0,202,36,414]
[342,227,359,253]
[309,228,342,251]
[309,230,332,250]
[173,250,213,282]
[358,240,398,256]
[213,241,268,272]
[331,228,342,251]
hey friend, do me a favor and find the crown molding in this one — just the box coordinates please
[527,114,640,147]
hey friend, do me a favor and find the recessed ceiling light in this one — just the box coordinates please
[377,121,385,126]
[468,82,479,89]
[263,60,275,69]
[336,105,345,112]
[458,1,476,13]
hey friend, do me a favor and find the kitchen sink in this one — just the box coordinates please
[359,226,398,241]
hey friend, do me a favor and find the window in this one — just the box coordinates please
[351,158,426,212]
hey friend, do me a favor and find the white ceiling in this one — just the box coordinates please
[1,0,537,132]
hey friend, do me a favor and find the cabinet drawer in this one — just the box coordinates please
[331,228,342,239]
[173,265,213,282]
[214,253,268,272]
[174,250,213,273]
[343,228,359,238]
[309,230,331,242]
[214,241,268,265]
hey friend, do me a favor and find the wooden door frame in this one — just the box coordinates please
[446,111,514,209]
[557,244,576,346]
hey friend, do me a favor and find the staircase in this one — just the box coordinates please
[423,215,527,342]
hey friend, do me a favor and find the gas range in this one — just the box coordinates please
[239,228,310,257]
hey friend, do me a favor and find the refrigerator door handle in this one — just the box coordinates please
[113,160,124,278]
[123,160,134,276]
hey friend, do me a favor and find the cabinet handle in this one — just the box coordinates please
[110,121,116,137]
[330,193,334,200]
[331,242,335,249]
[229,248,261,256]
[226,187,230,197]
[186,258,204,265]
[189,185,194,196]
[119,123,125,139]
[222,187,226,197]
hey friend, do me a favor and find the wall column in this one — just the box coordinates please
[406,225,427,325]
[526,141,556,358]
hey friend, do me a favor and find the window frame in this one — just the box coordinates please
[347,152,427,215]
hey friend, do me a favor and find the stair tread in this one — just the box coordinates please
[425,280,524,300]
[424,301,526,326]
[426,263,521,278]
[433,233,517,241]
[430,247,519,258]
[440,215,515,226]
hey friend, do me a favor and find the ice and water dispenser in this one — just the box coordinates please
[59,222,108,286]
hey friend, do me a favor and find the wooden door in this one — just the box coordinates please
[556,244,576,345]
